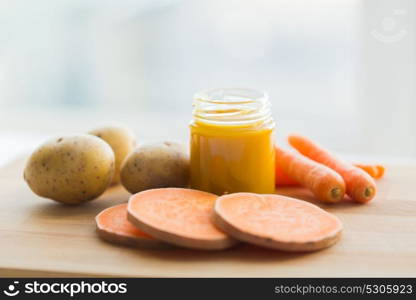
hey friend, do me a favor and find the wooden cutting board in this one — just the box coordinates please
[0,158,415,277]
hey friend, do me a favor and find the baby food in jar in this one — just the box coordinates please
[190,88,275,195]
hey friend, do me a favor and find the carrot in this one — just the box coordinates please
[376,165,385,178]
[127,188,237,250]
[212,193,343,252]
[276,163,386,187]
[95,203,169,248]
[288,134,377,203]
[354,164,386,179]
[353,164,378,179]
[275,158,298,186]
[275,146,345,203]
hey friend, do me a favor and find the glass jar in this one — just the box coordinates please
[190,88,275,195]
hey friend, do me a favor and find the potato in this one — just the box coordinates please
[23,134,115,204]
[89,124,136,185]
[120,142,189,194]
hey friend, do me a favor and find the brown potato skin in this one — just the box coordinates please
[89,124,136,185]
[23,135,115,204]
[120,142,189,194]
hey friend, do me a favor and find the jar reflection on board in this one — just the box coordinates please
[190,88,275,195]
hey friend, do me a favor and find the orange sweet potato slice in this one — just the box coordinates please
[127,188,237,250]
[212,193,343,252]
[96,203,169,248]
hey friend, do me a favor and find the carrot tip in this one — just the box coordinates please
[331,188,342,200]
[364,187,374,198]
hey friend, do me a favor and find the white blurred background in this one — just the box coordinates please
[0,0,415,165]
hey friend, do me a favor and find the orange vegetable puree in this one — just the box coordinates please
[190,117,275,195]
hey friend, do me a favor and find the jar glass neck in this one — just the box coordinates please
[192,88,273,126]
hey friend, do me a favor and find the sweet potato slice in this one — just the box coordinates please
[96,203,168,248]
[213,193,342,252]
[127,188,237,250]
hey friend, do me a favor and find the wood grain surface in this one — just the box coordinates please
[0,158,415,277]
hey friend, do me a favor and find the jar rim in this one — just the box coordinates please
[194,87,268,105]
[192,88,273,127]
